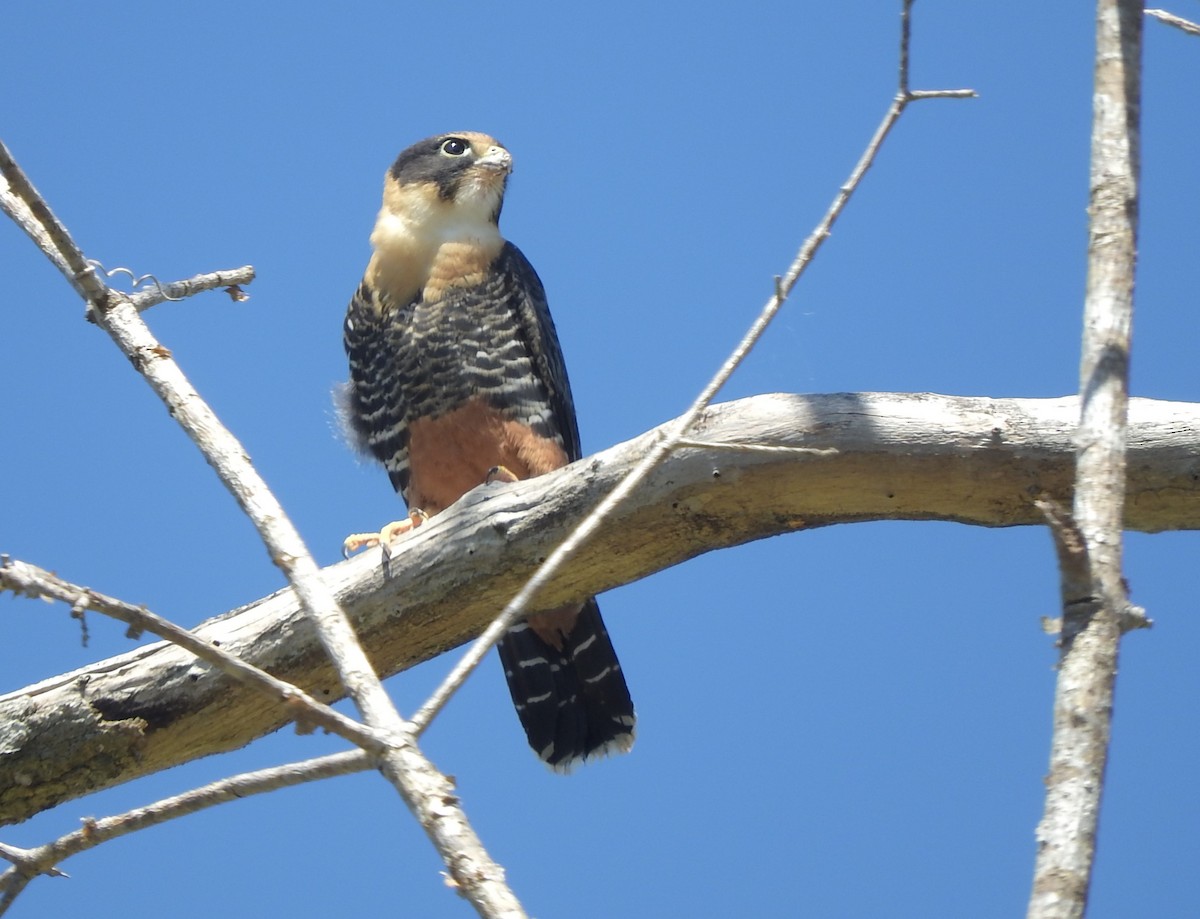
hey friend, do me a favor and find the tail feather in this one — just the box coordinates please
[497,598,635,772]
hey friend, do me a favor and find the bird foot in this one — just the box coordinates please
[485,465,519,485]
[342,508,429,559]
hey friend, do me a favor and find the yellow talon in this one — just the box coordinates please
[342,508,429,559]
[485,464,519,485]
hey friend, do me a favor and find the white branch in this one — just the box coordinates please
[1146,8,1200,36]
[0,558,388,753]
[1029,1,1143,916]
[5,392,1199,827]
[0,750,368,909]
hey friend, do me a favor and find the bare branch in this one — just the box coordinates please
[0,750,368,912]
[0,558,388,753]
[1033,495,1094,609]
[1029,2,1144,916]
[408,0,978,736]
[0,180,69,279]
[0,873,29,915]
[1033,496,1152,638]
[1146,8,1200,36]
[6,392,1199,826]
[0,140,107,303]
[115,264,255,313]
[908,89,978,100]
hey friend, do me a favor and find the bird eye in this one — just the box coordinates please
[441,138,469,156]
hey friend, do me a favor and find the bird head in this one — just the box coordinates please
[380,132,512,237]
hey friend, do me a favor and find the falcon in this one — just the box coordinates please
[339,132,636,771]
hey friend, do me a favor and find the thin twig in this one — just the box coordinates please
[1028,1,1145,916]
[411,0,977,735]
[0,557,388,754]
[79,262,257,315]
[1032,495,1091,599]
[1146,8,1200,36]
[909,90,977,100]
[125,266,256,312]
[0,750,369,910]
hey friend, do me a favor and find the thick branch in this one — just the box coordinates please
[4,391,1199,825]
[0,558,389,754]
[1029,2,1142,916]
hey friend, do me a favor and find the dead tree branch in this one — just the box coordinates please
[1029,1,1144,916]
[0,750,367,909]
[1145,8,1200,36]
[5,391,1200,826]
[0,559,388,754]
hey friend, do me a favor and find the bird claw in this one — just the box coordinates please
[485,464,519,485]
[342,508,429,559]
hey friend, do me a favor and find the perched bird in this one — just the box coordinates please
[339,132,636,771]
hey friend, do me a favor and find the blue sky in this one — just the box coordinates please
[4,2,1200,916]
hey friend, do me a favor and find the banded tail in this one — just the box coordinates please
[497,598,635,772]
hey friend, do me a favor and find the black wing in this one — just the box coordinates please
[494,241,584,462]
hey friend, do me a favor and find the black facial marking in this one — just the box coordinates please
[388,134,475,200]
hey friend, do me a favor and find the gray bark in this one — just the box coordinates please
[4,391,1199,826]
